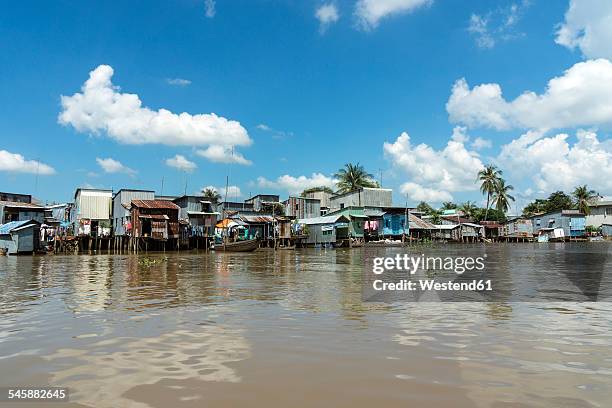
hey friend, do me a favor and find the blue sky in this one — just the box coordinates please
[1,0,611,212]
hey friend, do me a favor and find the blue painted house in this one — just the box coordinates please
[530,210,586,238]
[0,220,41,254]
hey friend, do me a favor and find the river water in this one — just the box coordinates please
[1,243,611,407]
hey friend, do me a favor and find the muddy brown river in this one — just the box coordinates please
[1,243,611,407]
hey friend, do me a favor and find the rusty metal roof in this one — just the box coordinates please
[131,199,179,210]
[0,200,44,209]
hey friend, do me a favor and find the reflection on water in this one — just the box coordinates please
[0,244,611,407]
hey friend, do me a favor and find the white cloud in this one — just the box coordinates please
[202,185,242,199]
[256,173,336,195]
[468,1,529,49]
[447,59,612,130]
[471,136,492,150]
[383,127,485,203]
[556,0,612,60]
[316,3,340,33]
[400,182,452,203]
[204,0,216,18]
[0,150,55,175]
[354,0,432,30]
[96,157,136,175]
[468,14,494,49]
[59,65,251,148]
[497,129,612,194]
[166,78,191,86]
[196,145,252,165]
[165,154,197,172]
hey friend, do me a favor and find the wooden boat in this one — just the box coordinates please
[217,238,259,252]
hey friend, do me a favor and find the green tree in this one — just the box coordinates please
[441,202,457,210]
[417,201,434,214]
[459,201,478,219]
[477,164,503,221]
[522,199,547,216]
[201,187,222,204]
[544,191,573,213]
[300,186,334,197]
[572,185,598,215]
[334,163,378,193]
[492,179,515,213]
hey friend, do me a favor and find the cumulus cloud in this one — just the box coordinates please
[256,173,336,195]
[202,185,242,199]
[383,127,484,203]
[400,182,453,203]
[471,137,492,150]
[59,65,251,148]
[204,0,215,18]
[447,59,612,130]
[96,157,136,175]
[354,0,432,30]
[497,129,612,193]
[165,154,197,172]
[196,145,252,165]
[316,3,340,33]
[556,0,612,60]
[166,78,191,86]
[0,150,55,175]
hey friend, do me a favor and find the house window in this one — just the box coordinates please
[535,219,541,226]
[606,207,612,217]
[340,203,345,209]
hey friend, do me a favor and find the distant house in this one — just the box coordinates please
[329,187,392,211]
[112,189,156,236]
[73,188,112,237]
[602,223,612,238]
[173,195,219,238]
[0,192,32,204]
[432,223,483,242]
[245,194,280,212]
[529,210,586,238]
[501,217,533,240]
[0,220,41,254]
[381,208,408,237]
[296,214,351,246]
[130,199,180,240]
[302,190,332,215]
[216,201,256,216]
[283,196,321,219]
[479,221,502,240]
[586,200,612,228]
[0,200,45,224]
[324,206,367,239]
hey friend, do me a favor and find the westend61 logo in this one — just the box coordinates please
[363,251,495,302]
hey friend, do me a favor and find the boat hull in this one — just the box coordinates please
[218,239,259,252]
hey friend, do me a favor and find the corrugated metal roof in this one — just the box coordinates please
[131,199,179,210]
[0,200,44,209]
[363,209,386,217]
[408,213,436,229]
[297,215,347,225]
[239,215,274,223]
[0,220,37,234]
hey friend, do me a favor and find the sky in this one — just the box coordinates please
[1,0,611,213]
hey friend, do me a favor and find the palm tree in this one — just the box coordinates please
[492,179,515,213]
[477,164,502,221]
[572,185,598,215]
[334,163,378,193]
[459,201,477,219]
[441,201,457,211]
[201,187,221,204]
